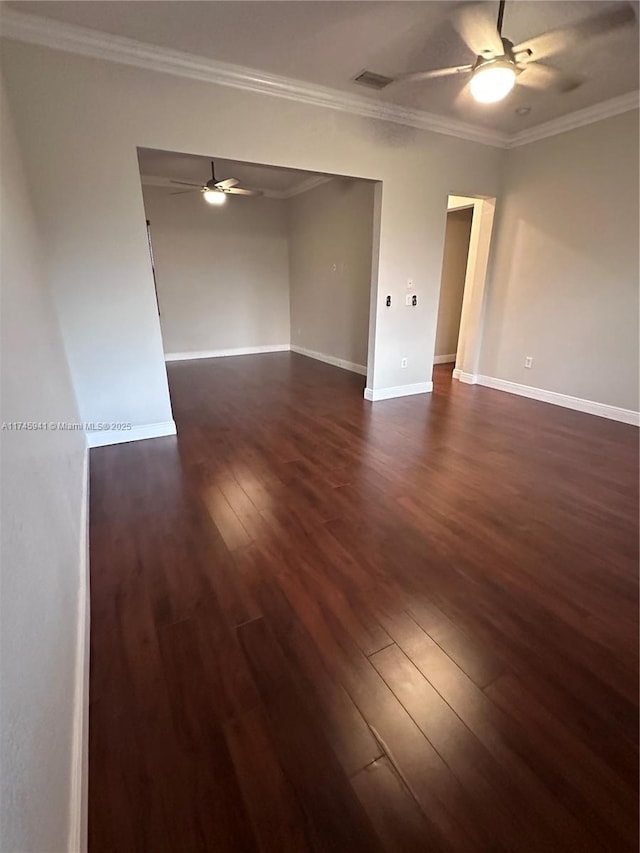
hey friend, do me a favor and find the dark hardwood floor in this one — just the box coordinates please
[89,354,639,852]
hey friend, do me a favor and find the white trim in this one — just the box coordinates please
[476,375,640,426]
[364,381,433,401]
[86,419,177,447]
[165,344,289,362]
[433,353,456,365]
[291,344,367,376]
[140,174,287,201]
[0,9,506,147]
[508,91,639,148]
[452,197,496,381]
[280,175,334,199]
[68,448,90,853]
[452,367,462,380]
[447,195,477,212]
[2,10,637,149]
[458,372,478,385]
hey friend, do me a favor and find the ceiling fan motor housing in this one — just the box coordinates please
[475,36,518,72]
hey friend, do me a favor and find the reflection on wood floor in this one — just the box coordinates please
[89,354,639,852]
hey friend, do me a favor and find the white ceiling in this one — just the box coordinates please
[6,1,640,134]
[137,149,330,195]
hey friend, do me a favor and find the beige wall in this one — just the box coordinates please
[435,207,473,358]
[0,38,502,434]
[481,110,639,411]
[287,178,375,369]
[142,185,290,356]
[2,37,635,425]
[0,74,87,853]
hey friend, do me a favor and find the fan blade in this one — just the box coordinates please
[390,65,473,86]
[169,189,198,196]
[170,180,204,188]
[225,187,263,197]
[512,3,637,60]
[214,178,240,189]
[452,2,504,57]
[517,62,584,93]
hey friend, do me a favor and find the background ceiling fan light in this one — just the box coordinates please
[470,63,516,103]
[203,188,226,205]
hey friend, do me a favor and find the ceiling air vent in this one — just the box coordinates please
[353,70,393,90]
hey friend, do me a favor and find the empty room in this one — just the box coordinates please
[138,148,376,381]
[1,2,638,852]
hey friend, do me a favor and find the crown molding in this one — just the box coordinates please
[141,173,279,196]
[0,8,508,148]
[140,172,333,198]
[280,175,333,198]
[507,90,639,148]
[1,9,637,151]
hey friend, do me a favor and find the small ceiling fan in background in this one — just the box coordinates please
[170,160,263,205]
[380,0,637,103]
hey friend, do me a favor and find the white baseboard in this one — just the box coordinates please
[364,381,433,402]
[452,367,461,380]
[68,448,90,852]
[165,344,368,377]
[476,375,640,426]
[291,344,367,376]
[165,344,289,361]
[87,420,177,448]
[433,353,456,365]
[458,372,478,385]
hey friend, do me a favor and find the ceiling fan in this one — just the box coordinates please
[170,160,263,205]
[386,0,637,103]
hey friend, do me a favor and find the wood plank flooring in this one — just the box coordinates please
[89,354,639,852]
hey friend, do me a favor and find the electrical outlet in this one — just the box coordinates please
[405,294,412,306]
[524,356,533,368]
[385,295,391,307]
[401,357,408,368]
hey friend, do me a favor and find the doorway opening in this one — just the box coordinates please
[433,200,473,369]
[434,193,496,384]
[137,147,379,390]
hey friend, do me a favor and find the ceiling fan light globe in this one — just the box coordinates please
[470,62,516,103]
[203,189,226,205]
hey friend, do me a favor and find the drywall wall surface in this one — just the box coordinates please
[287,178,375,368]
[481,109,640,411]
[0,46,175,433]
[142,185,290,355]
[435,207,472,357]
[0,38,502,404]
[0,73,87,853]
